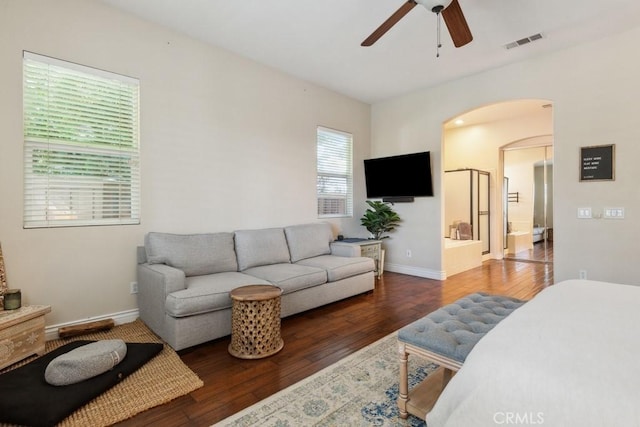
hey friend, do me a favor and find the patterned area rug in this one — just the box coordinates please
[216,332,437,426]
[1,319,203,427]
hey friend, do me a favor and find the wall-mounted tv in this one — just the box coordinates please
[364,151,434,202]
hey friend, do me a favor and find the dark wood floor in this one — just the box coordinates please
[505,239,553,263]
[117,259,554,426]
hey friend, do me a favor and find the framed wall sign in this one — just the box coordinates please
[580,144,615,181]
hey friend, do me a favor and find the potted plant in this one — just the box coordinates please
[360,200,401,240]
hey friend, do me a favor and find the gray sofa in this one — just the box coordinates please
[136,222,375,350]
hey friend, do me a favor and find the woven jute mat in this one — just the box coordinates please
[9,319,203,427]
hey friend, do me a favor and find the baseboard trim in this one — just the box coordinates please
[384,263,446,280]
[45,309,139,341]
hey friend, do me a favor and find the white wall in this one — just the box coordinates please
[0,0,370,326]
[373,25,640,285]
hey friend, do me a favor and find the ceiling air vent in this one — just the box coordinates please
[505,33,544,50]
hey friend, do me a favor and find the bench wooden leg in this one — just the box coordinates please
[398,341,409,419]
[397,341,462,420]
[442,367,453,388]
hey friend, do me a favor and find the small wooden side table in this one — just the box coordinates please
[0,305,51,370]
[228,285,284,359]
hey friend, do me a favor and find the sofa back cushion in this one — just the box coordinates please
[145,232,238,276]
[234,228,291,271]
[284,223,333,262]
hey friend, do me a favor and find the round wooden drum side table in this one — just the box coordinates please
[228,284,284,359]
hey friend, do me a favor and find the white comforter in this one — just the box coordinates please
[426,279,640,427]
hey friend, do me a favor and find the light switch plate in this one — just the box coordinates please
[577,207,592,219]
[604,208,624,219]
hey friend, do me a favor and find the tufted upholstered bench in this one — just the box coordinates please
[397,292,526,419]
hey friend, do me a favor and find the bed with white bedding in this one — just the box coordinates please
[532,226,546,243]
[426,279,640,427]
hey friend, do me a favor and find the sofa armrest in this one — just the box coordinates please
[330,242,361,257]
[137,263,186,297]
[137,263,186,334]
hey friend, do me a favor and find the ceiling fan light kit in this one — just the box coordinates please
[361,0,472,52]
[414,0,453,13]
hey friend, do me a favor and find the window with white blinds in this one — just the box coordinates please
[317,126,353,218]
[23,52,140,228]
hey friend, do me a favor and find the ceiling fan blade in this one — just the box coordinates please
[361,1,417,47]
[442,0,473,47]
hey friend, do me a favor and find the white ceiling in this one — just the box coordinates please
[100,0,640,104]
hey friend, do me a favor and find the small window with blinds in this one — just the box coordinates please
[23,52,140,228]
[317,126,353,218]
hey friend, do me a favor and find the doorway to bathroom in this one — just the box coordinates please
[503,143,553,264]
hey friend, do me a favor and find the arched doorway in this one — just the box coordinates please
[442,99,553,277]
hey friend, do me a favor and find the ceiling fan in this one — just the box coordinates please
[361,0,473,49]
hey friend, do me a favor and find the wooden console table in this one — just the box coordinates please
[0,305,51,370]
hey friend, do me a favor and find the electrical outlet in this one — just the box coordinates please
[579,270,587,280]
[130,282,138,294]
[406,249,412,258]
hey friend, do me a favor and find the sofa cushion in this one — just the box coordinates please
[234,228,291,271]
[243,264,327,294]
[166,272,269,317]
[296,255,375,282]
[145,232,238,277]
[284,223,333,262]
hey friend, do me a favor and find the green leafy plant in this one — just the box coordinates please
[360,200,401,240]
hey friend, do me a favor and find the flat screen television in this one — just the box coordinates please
[364,151,434,201]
